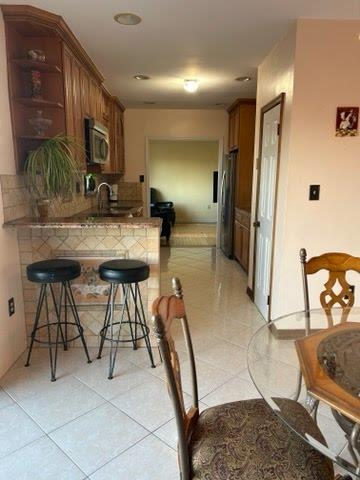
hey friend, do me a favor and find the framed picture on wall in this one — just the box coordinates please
[335,107,359,137]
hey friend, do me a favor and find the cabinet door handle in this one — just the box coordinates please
[253,220,260,228]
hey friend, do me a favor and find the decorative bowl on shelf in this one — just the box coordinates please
[27,49,46,62]
[28,110,52,137]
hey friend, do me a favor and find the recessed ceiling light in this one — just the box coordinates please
[184,79,199,93]
[134,74,150,80]
[114,13,142,25]
[235,76,251,82]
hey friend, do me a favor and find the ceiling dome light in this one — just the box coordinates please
[235,76,251,82]
[114,13,142,25]
[184,79,199,93]
[134,74,150,80]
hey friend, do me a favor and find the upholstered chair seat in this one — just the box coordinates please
[190,398,334,480]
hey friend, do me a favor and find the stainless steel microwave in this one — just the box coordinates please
[84,118,109,165]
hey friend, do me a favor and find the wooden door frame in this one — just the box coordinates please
[251,93,285,321]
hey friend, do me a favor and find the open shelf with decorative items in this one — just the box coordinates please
[2,4,126,174]
[3,8,66,171]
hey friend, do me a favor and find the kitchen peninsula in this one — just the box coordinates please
[4,212,161,347]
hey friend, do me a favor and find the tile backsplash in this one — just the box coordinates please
[0,175,30,222]
[0,174,143,223]
[116,181,142,201]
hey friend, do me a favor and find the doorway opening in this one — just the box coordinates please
[253,93,285,320]
[147,139,222,247]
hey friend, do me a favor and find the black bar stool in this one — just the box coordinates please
[25,259,91,381]
[97,259,155,379]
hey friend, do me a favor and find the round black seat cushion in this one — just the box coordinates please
[99,259,149,284]
[27,259,81,284]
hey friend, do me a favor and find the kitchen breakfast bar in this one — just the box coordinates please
[4,213,162,348]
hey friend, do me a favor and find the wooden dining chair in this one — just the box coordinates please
[300,248,360,325]
[152,277,334,480]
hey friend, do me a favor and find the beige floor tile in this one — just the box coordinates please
[50,403,148,476]
[120,346,162,369]
[72,353,156,401]
[179,358,234,399]
[0,388,13,410]
[0,436,86,480]
[316,413,347,456]
[18,376,105,433]
[110,375,190,431]
[202,375,260,407]
[0,363,67,402]
[90,435,178,480]
[248,356,302,399]
[196,339,248,373]
[0,404,44,458]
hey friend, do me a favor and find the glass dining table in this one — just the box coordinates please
[248,307,360,478]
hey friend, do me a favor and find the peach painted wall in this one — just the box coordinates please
[250,19,360,319]
[124,109,228,183]
[0,13,26,376]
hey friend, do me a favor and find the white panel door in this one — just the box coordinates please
[254,104,281,319]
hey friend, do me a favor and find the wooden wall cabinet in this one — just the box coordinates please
[233,209,251,272]
[228,106,240,151]
[2,5,125,174]
[228,99,256,273]
[108,97,125,174]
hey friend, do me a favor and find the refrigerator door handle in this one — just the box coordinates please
[220,170,226,220]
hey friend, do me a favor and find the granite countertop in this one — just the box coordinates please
[3,204,162,229]
[3,216,161,228]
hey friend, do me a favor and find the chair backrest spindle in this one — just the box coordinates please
[300,248,360,325]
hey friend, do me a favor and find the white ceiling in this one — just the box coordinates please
[3,0,360,108]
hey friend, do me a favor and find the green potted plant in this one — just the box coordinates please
[25,134,82,217]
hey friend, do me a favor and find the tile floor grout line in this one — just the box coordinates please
[0,399,89,479]
[85,431,158,478]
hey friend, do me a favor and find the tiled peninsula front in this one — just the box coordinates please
[5,216,161,348]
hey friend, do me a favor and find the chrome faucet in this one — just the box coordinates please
[97,182,113,212]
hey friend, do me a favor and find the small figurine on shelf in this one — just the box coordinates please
[28,110,52,137]
[30,70,42,99]
[27,49,46,62]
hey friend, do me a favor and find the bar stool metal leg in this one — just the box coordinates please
[122,284,137,350]
[132,283,155,368]
[43,285,57,382]
[97,287,112,360]
[65,281,91,364]
[25,283,46,368]
[58,283,68,351]
[108,284,129,379]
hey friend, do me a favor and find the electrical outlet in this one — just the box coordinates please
[8,297,15,317]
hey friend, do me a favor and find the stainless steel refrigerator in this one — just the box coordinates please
[220,150,237,258]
